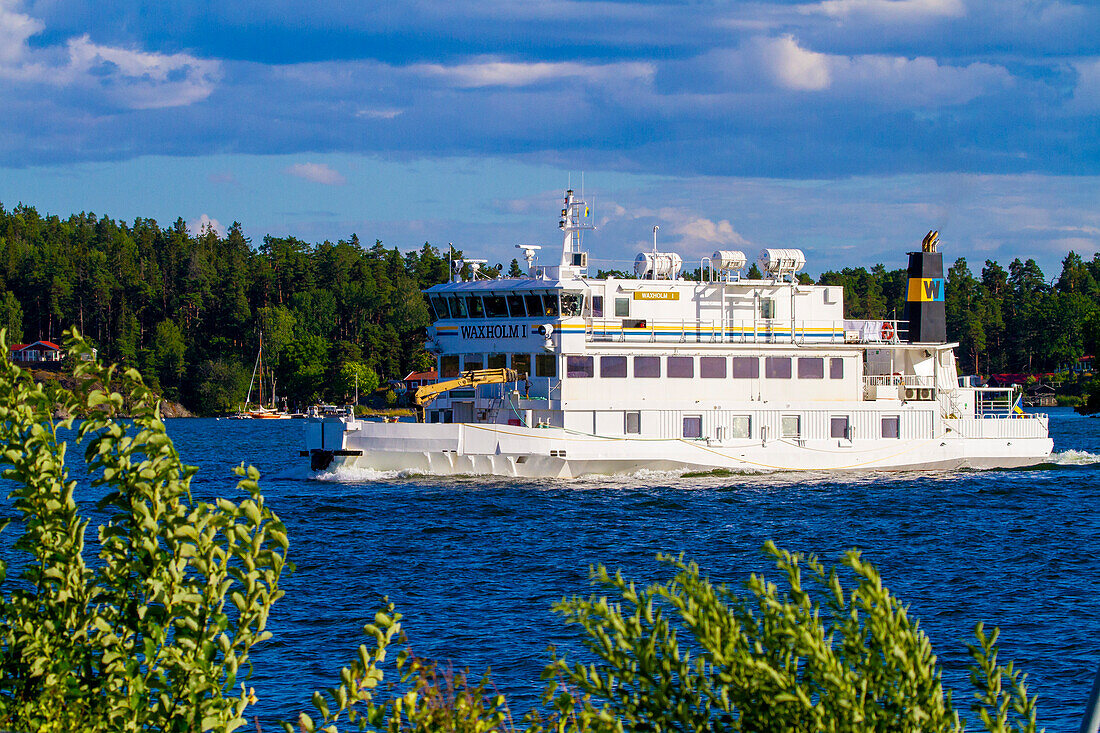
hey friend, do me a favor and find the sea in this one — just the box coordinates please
[26,408,1100,729]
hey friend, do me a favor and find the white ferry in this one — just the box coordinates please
[304,190,1052,477]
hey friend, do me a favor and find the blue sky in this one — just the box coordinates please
[0,0,1098,278]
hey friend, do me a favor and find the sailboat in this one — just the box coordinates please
[233,332,291,419]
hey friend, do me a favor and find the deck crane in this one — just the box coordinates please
[413,368,520,422]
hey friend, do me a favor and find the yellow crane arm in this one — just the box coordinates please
[413,368,519,408]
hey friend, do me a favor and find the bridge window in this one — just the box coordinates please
[542,293,560,317]
[566,355,594,378]
[731,356,759,379]
[700,357,726,378]
[512,353,531,376]
[798,357,824,379]
[561,292,584,317]
[765,356,792,379]
[668,356,694,378]
[506,294,526,317]
[524,294,543,317]
[535,353,557,378]
[882,415,900,439]
[484,295,508,318]
[462,355,483,371]
[830,358,844,379]
[683,415,702,439]
[487,353,507,369]
[429,296,450,320]
[441,355,460,378]
[465,296,485,318]
[600,356,627,378]
[634,356,660,378]
[450,296,468,318]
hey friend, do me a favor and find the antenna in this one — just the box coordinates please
[515,244,541,271]
[653,225,659,254]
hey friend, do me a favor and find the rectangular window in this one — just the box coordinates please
[450,296,468,318]
[541,293,560,317]
[561,292,583,317]
[463,355,482,372]
[615,297,630,317]
[506,294,526,317]
[430,296,449,320]
[667,356,694,378]
[625,411,641,434]
[798,357,824,379]
[600,356,627,378]
[683,415,702,439]
[781,415,801,439]
[484,295,508,318]
[731,356,759,379]
[634,356,660,378]
[566,355,594,378]
[524,294,543,317]
[765,356,792,379]
[730,415,751,439]
[512,353,531,377]
[700,356,726,378]
[592,295,604,317]
[535,353,557,378]
[759,298,775,319]
[466,296,485,318]
[882,415,900,439]
[831,416,850,439]
[441,355,460,378]
[830,357,844,380]
[487,353,507,369]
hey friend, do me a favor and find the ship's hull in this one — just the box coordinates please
[304,419,1053,478]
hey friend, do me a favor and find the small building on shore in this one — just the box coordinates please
[9,341,64,364]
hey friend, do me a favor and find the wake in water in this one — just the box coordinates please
[1047,449,1100,465]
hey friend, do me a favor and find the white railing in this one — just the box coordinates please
[863,374,934,388]
[585,318,906,345]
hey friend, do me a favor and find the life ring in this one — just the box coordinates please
[880,322,895,341]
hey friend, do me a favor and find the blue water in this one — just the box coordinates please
[30,409,1100,729]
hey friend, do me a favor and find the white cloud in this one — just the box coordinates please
[675,217,751,247]
[754,35,832,91]
[412,59,654,89]
[0,3,219,109]
[802,0,966,21]
[189,214,225,237]
[0,0,42,65]
[285,162,347,185]
[356,106,404,119]
[1070,58,1100,113]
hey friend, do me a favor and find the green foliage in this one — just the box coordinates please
[337,361,380,402]
[543,543,1039,733]
[288,602,514,733]
[0,328,288,731]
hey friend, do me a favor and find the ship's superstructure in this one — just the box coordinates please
[304,190,1052,477]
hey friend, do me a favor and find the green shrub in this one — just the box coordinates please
[0,329,288,731]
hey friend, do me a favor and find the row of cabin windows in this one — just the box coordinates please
[565,355,845,380]
[429,292,584,320]
[674,414,900,440]
[441,354,847,380]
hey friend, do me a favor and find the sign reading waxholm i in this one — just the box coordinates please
[633,291,679,301]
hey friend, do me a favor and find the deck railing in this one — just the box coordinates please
[585,318,906,345]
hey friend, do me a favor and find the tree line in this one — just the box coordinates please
[0,202,1093,413]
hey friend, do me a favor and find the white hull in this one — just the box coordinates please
[305,419,1053,478]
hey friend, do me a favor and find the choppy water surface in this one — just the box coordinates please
[129,409,1100,728]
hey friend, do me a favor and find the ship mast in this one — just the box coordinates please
[558,189,594,276]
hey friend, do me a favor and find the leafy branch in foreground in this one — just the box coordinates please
[542,543,1040,733]
[0,327,289,732]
